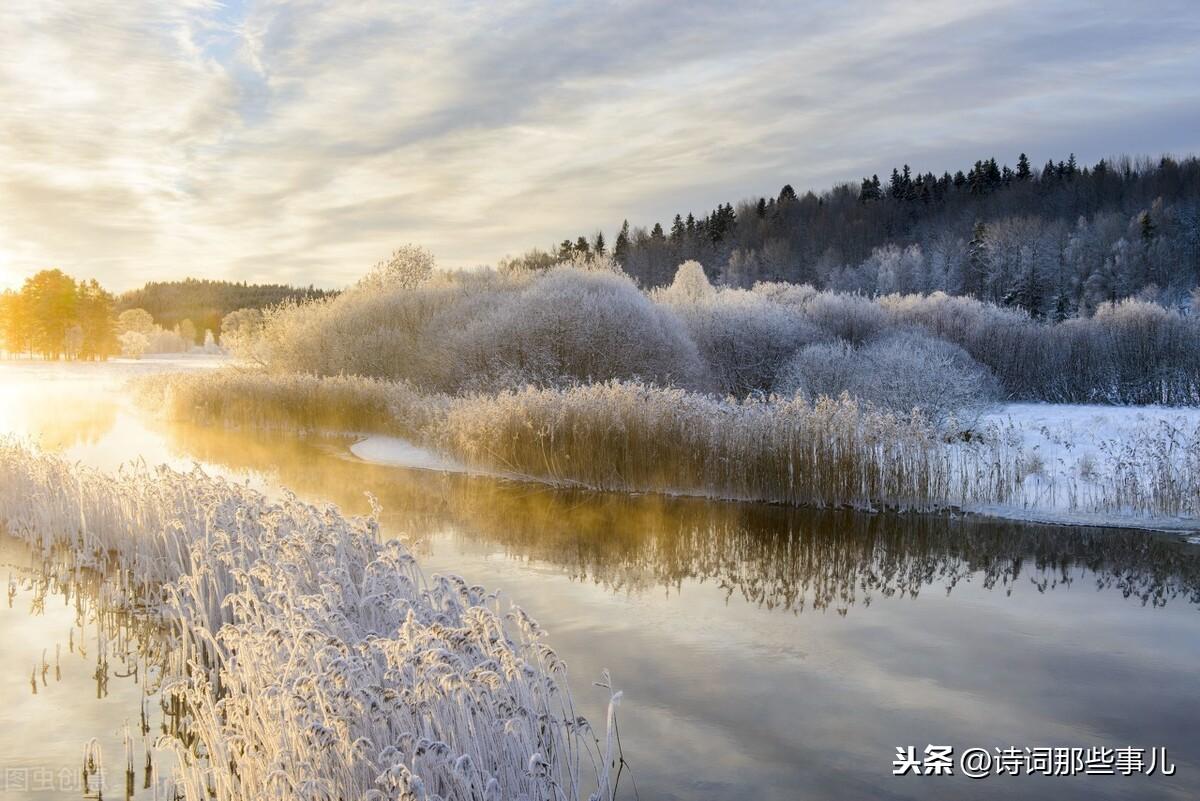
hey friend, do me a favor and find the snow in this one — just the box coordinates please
[963,403,1200,531]
[349,435,470,473]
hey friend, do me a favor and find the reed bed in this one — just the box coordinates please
[0,438,621,801]
[138,369,1200,522]
[437,382,1021,511]
[136,370,445,438]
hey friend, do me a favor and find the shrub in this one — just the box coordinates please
[775,330,1000,424]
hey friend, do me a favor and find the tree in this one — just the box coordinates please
[592,231,606,256]
[1016,153,1031,181]
[76,279,117,360]
[220,308,264,355]
[0,289,32,356]
[613,220,631,265]
[964,222,990,298]
[24,269,78,359]
[118,330,150,359]
[177,319,198,347]
[118,308,156,335]
[359,245,436,291]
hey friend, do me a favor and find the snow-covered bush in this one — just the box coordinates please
[657,272,829,395]
[244,264,705,392]
[231,247,1200,405]
[802,291,890,345]
[444,266,707,391]
[775,330,1000,424]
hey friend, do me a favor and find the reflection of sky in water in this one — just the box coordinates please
[0,361,1198,800]
[0,539,170,800]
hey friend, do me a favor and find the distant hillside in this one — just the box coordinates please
[546,153,1200,317]
[118,279,335,339]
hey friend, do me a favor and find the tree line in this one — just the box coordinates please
[118,278,334,338]
[2,271,334,359]
[0,270,118,359]
[529,153,1200,316]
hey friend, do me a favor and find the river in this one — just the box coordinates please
[1,360,1197,800]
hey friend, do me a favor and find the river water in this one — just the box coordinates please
[1,360,1198,800]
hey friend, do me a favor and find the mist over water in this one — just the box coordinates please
[1,361,1198,800]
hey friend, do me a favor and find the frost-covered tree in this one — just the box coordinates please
[358,245,436,291]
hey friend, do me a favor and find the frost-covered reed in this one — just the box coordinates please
[436,382,1017,511]
[140,369,1200,521]
[141,370,1024,512]
[0,438,621,801]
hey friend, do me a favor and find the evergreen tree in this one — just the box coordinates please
[1016,153,1031,181]
[592,231,606,256]
[613,220,631,265]
[670,214,686,243]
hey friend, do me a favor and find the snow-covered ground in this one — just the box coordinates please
[964,403,1200,531]
[349,435,469,473]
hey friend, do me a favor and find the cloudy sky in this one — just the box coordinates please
[1,0,1198,291]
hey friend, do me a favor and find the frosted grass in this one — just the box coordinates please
[139,370,1200,524]
[0,438,621,801]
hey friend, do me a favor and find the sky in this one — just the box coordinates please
[0,0,1198,292]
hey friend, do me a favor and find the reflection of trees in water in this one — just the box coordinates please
[160,422,1200,614]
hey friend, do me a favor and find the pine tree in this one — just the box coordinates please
[778,184,797,204]
[613,220,631,265]
[593,231,606,256]
[1016,153,1031,181]
[670,214,685,243]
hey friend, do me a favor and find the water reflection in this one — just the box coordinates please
[155,422,1200,615]
[0,382,117,450]
[0,536,172,800]
[4,365,1200,801]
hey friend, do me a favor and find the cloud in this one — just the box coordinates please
[0,0,1197,290]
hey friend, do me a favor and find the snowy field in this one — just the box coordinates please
[964,403,1200,530]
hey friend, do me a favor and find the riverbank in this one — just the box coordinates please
[138,369,1200,532]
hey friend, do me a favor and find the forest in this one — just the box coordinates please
[535,153,1200,316]
[1,273,334,358]
[117,278,334,337]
